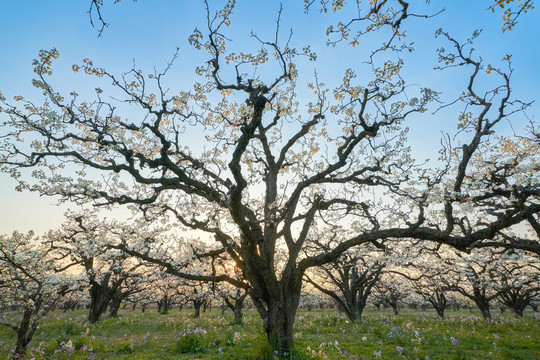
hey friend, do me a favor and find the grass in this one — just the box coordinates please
[0,308,539,359]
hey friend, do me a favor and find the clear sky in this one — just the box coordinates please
[1,0,538,235]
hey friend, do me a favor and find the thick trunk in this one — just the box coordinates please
[355,297,368,322]
[232,296,245,325]
[512,307,524,317]
[250,278,302,353]
[109,293,124,318]
[475,300,491,321]
[158,295,169,314]
[265,298,298,353]
[14,308,33,358]
[88,283,110,323]
[193,300,204,318]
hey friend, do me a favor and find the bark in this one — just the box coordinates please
[427,290,447,318]
[193,299,205,318]
[356,299,367,321]
[14,308,33,359]
[108,292,124,318]
[157,294,170,314]
[248,274,303,353]
[223,290,248,324]
[475,298,492,321]
[88,282,111,323]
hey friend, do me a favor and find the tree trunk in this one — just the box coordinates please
[475,299,491,321]
[109,292,124,318]
[193,300,203,318]
[355,297,368,322]
[233,308,243,324]
[512,307,524,317]
[88,283,110,323]
[264,298,298,353]
[14,308,33,359]
[158,294,169,315]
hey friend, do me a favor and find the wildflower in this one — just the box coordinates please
[396,345,404,356]
[451,336,459,347]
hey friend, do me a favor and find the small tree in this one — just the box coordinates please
[0,232,73,358]
[306,244,384,322]
[372,274,409,315]
[45,211,147,323]
[495,250,540,317]
[444,248,509,321]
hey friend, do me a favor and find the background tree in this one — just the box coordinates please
[45,212,147,323]
[494,249,540,317]
[305,243,384,322]
[0,231,74,358]
[443,248,509,321]
[371,273,409,315]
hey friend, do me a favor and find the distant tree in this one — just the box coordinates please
[443,248,509,321]
[306,244,384,322]
[372,274,409,315]
[495,250,540,317]
[393,243,454,318]
[45,211,147,323]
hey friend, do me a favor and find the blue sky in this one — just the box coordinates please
[1,1,538,234]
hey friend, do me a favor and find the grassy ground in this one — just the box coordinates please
[0,308,539,359]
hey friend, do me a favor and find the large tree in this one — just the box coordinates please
[1,1,539,353]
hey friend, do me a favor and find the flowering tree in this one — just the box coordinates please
[1,0,539,352]
[305,244,384,322]
[148,271,186,315]
[493,250,540,316]
[390,243,455,318]
[442,248,509,321]
[371,273,409,315]
[0,232,73,358]
[44,211,147,323]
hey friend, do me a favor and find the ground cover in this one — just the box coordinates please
[0,308,539,359]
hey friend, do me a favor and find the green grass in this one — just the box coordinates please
[1,308,539,359]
